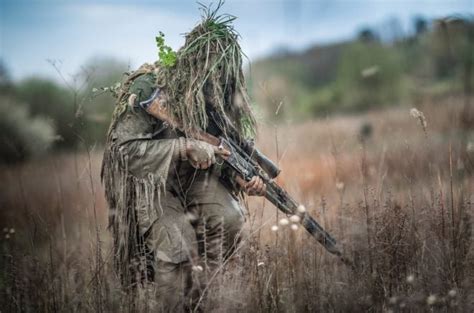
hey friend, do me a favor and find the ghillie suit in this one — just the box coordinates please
[101,4,257,309]
[155,4,256,138]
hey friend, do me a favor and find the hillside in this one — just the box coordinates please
[248,17,473,121]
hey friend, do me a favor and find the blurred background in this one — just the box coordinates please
[1,0,473,162]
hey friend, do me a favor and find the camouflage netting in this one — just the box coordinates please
[155,3,257,138]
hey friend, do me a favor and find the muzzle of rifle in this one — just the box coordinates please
[254,149,281,179]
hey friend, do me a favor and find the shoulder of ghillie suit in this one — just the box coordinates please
[106,63,162,132]
[116,63,160,110]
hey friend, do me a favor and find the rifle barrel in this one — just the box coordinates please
[265,182,342,256]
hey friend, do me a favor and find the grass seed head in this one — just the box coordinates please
[410,108,427,132]
[297,205,306,213]
[426,295,437,306]
[192,265,204,272]
[289,215,301,223]
[467,142,474,152]
[336,182,345,191]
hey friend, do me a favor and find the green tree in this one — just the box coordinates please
[16,78,76,148]
[0,96,56,163]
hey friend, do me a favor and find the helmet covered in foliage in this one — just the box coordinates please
[156,3,256,138]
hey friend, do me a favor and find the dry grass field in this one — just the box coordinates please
[1,96,473,312]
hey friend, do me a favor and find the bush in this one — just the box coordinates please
[0,97,56,163]
[16,78,76,148]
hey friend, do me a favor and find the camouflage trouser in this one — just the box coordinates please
[138,170,245,312]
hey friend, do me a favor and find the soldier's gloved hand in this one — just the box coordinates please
[244,176,266,196]
[185,139,231,169]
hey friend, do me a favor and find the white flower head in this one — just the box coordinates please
[406,274,415,283]
[297,205,306,213]
[426,295,437,305]
[467,142,474,152]
[448,289,457,298]
[192,265,204,272]
[271,225,279,232]
[289,215,301,223]
[279,218,289,226]
[336,182,345,191]
[257,262,265,267]
[290,224,298,231]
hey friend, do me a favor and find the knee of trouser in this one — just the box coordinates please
[146,218,198,268]
[224,209,245,241]
[154,260,190,289]
[206,205,245,246]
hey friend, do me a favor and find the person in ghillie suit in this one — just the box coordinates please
[101,5,265,311]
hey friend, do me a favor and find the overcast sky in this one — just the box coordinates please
[1,0,473,81]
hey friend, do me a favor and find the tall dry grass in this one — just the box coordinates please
[1,96,473,312]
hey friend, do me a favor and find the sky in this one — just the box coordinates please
[1,0,473,81]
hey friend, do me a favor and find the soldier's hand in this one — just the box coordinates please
[186,139,230,169]
[244,176,266,196]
